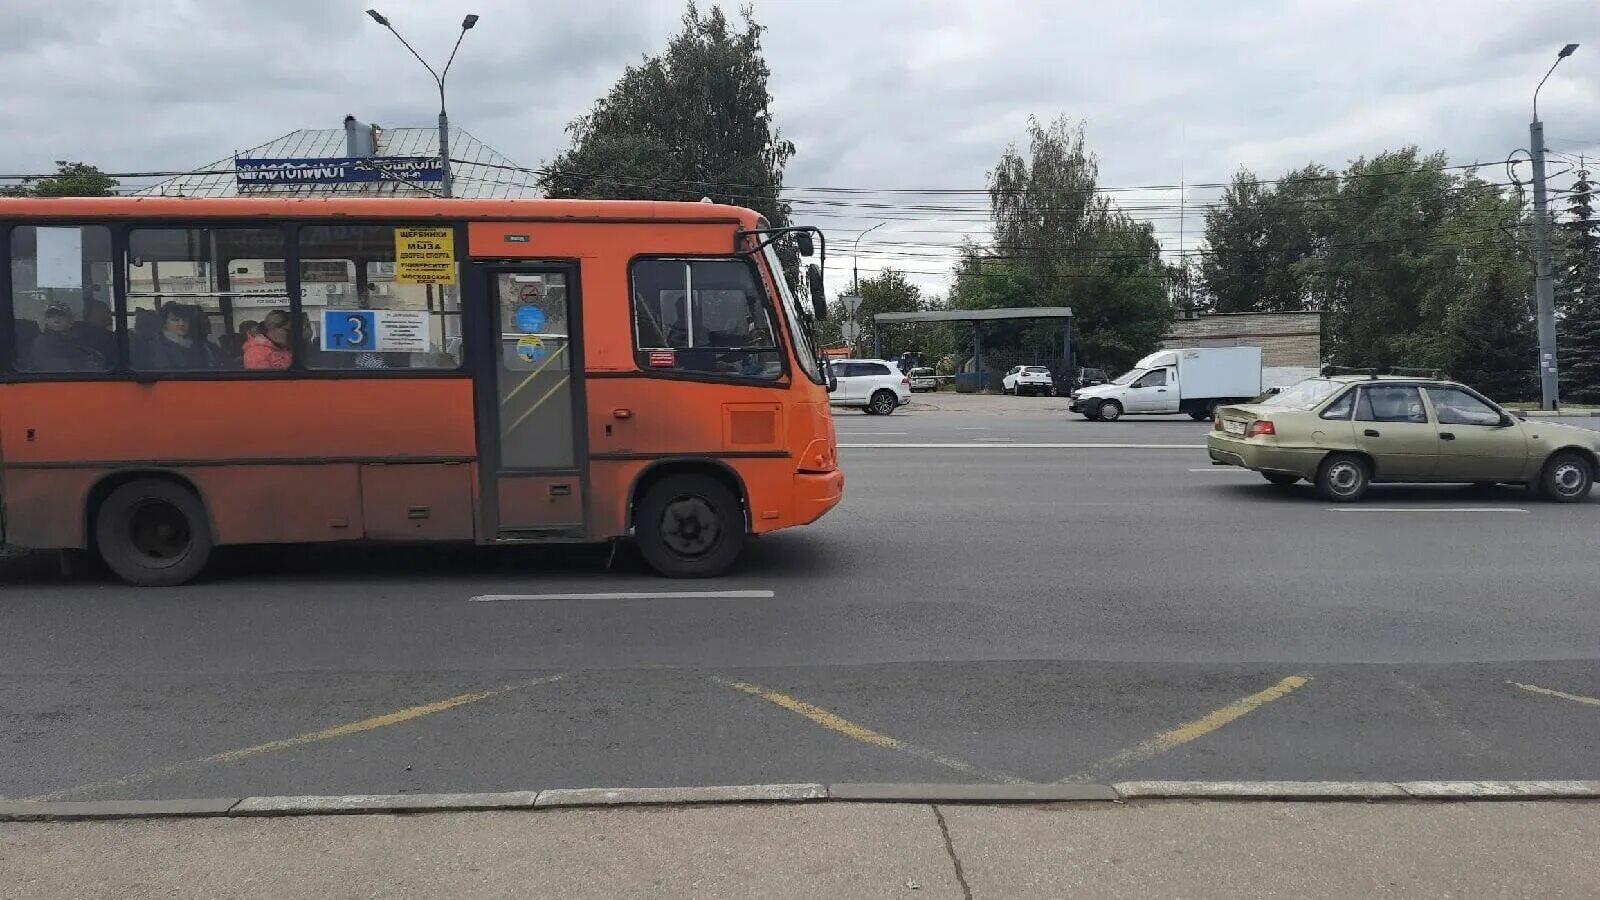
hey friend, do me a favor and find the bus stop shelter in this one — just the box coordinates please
[872,307,1074,387]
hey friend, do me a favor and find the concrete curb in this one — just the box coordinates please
[10,781,1600,821]
[230,792,541,816]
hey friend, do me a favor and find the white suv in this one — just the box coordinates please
[1003,366,1055,396]
[828,359,911,415]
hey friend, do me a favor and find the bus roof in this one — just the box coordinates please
[0,196,765,226]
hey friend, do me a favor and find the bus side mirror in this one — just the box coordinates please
[825,361,838,393]
[806,264,827,319]
[795,232,815,257]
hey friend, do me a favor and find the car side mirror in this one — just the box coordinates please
[794,232,815,257]
[1498,413,1517,427]
[806,264,827,319]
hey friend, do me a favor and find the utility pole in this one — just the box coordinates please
[1531,43,1579,410]
[366,10,479,198]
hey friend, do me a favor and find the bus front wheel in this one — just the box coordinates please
[95,478,213,587]
[635,473,745,578]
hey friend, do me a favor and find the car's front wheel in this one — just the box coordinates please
[1537,451,1594,503]
[1097,400,1122,422]
[1315,453,1370,502]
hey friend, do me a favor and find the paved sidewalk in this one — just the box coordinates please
[4,800,1599,899]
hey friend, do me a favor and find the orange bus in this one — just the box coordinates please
[0,197,843,585]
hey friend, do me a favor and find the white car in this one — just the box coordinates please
[1003,366,1055,397]
[828,359,911,415]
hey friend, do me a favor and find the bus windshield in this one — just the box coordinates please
[762,242,824,383]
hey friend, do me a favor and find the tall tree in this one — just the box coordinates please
[540,3,794,275]
[951,117,1172,372]
[1200,165,1334,314]
[1558,162,1600,402]
[0,161,118,197]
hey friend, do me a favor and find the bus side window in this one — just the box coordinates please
[630,258,781,380]
[8,225,116,374]
[298,225,463,371]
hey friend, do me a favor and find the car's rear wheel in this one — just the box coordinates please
[1537,452,1593,503]
[635,473,745,578]
[95,478,213,586]
[1315,453,1370,502]
[869,390,897,416]
[1262,473,1300,487]
[1097,400,1122,422]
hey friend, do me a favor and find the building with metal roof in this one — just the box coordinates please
[135,115,539,199]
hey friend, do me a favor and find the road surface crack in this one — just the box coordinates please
[932,804,973,900]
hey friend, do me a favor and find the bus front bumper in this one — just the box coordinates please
[793,469,845,526]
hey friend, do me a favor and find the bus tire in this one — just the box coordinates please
[635,473,745,578]
[94,477,213,587]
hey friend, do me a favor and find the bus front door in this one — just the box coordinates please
[479,267,587,539]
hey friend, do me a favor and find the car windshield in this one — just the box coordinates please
[1024,367,1049,374]
[1110,369,1142,385]
[1260,378,1343,409]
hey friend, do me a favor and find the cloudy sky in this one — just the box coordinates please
[2,0,1596,295]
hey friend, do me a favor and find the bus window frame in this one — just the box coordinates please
[624,252,792,389]
[0,217,472,382]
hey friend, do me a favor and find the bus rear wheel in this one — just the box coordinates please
[635,473,745,578]
[95,478,213,586]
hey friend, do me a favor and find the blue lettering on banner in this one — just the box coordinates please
[236,156,445,187]
[322,309,377,351]
[514,304,546,334]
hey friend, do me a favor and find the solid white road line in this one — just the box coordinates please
[839,442,1206,449]
[470,590,775,602]
[831,431,908,436]
[1189,467,1255,473]
[1326,507,1528,513]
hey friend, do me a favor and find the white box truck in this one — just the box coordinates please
[1068,347,1263,421]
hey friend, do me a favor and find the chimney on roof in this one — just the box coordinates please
[345,115,376,157]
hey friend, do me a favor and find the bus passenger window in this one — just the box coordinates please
[127,227,286,372]
[298,225,462,370]
[631,258,781,380]
[8,225,115,374]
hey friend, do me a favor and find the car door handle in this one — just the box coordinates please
[1440,432,1455,441]
[1363,429,1380,437]
[1157,388,1167,392]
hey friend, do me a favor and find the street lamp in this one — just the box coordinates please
[1529,42,1579,410]
[365,9,479,198]
[851,221,885,291]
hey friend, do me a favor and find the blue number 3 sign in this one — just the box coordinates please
[322,310,377,351]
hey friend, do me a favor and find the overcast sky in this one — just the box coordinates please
[2,0,1596,295]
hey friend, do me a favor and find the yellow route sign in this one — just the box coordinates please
[394,227,456,284]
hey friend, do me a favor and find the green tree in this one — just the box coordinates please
[1558,163,1600,403]
[0,161,118,197]
[950,117,1172,372]
[1199,165,1333,313]
[539,3,795,276]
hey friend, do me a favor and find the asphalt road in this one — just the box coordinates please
[4,396,1600,800]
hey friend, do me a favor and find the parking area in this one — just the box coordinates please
[4,399,1600,800]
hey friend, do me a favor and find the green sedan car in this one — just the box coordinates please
[1206,375,1599,502]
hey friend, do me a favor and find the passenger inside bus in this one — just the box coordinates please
[26,301,110,372]
[136,302,222,370]
[243,310,293,370]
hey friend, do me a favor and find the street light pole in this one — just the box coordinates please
[852,222,885,292]
[1531,43,1579,410]
[366,10,479,199]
